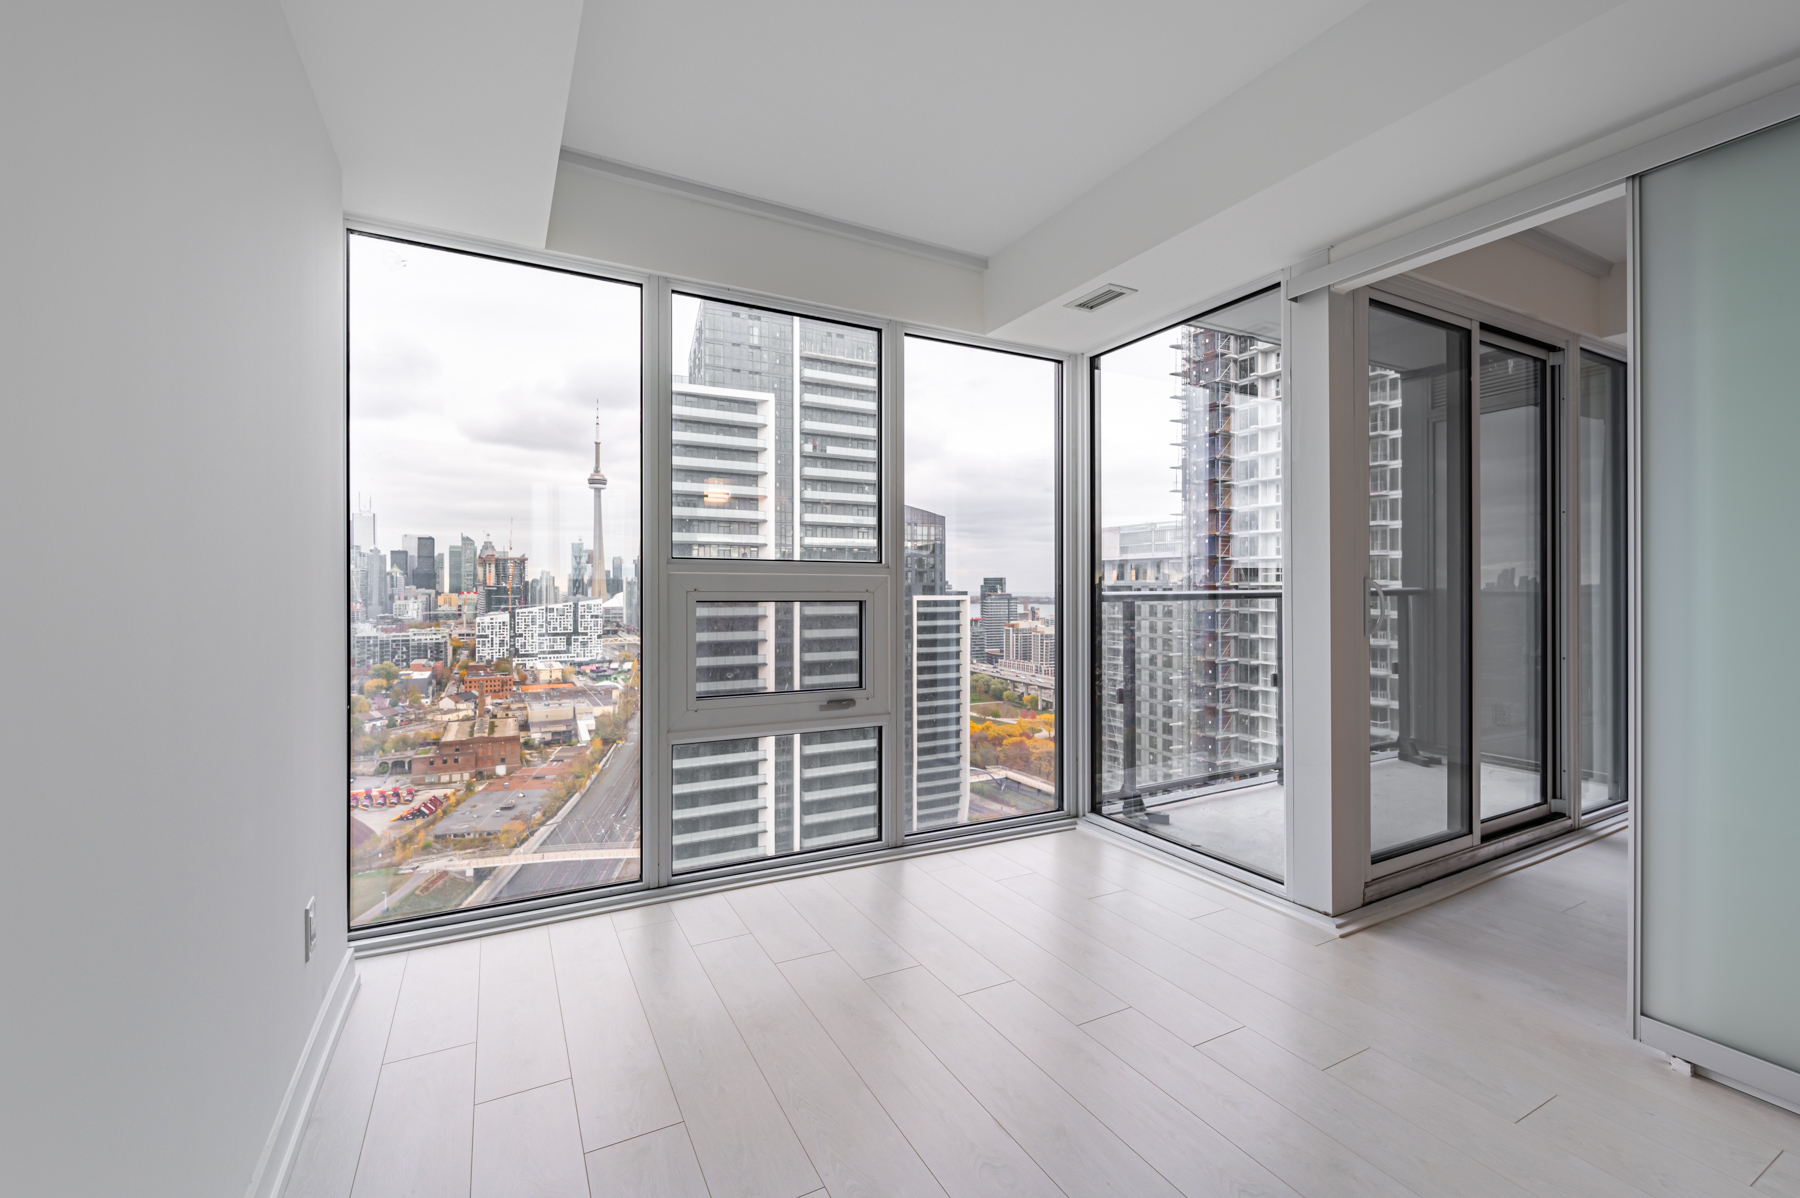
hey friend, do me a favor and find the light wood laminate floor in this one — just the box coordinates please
[286,826,1800,1198]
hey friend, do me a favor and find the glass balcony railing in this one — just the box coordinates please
[1096,589,1284,880]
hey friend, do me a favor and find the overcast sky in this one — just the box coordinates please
[902,337,1057,596]
[1097,330,1188,531]
[351,245,1063,598]
[349,235,642,585]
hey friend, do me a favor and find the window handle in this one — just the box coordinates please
[819,697,855,711]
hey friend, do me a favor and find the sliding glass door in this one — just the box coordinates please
[1366,302,1472,861]
[1477,338,1553,825]
[1365,287,1606,874]
[1578,350,1628,811]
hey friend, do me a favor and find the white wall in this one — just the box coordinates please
[1,4,345,1195]
[548,164,986,332]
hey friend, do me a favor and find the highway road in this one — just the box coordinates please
[496,715,642,900]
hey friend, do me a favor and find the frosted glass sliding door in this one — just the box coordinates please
[1640,116,1800,1080]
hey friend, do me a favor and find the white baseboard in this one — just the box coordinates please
[244,949,360,1198]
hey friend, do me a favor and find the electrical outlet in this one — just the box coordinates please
[304,897,317,963]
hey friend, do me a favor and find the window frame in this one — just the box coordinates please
[648,278,902,886]
[1084,279,1297,895]
[1358,275,1623,888]
[344,233,1080,948]
[1574,344,1630,817]
[894,330,1074,843]
[342,219,659,942]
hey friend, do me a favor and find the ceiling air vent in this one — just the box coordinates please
[1065,283,1137,312]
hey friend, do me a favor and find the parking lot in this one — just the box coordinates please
[429,784,551,840]
[348,776,448,838]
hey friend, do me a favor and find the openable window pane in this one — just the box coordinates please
[694,601,863,698]
[348,234,642,927]
[671,727,880,872]
[1580,352,1628,810]
[672,294,879,562]
[1094,289,1286,880]
[902,337,1060,833]
[1368,302,1471,860]
[1478,344,1548,820]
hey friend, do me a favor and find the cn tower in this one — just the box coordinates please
[587,420,607,598]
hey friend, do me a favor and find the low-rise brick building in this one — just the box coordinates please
[463,669,515,706]
[411,717,520,782]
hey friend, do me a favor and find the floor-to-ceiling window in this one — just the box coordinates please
[346,249,1073,933]
[1093,287,1286,881]
[901,337,1061,834]
[348,233,643,927]
[665,294,887,876]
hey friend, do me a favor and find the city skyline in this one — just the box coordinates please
[349,235,642,591]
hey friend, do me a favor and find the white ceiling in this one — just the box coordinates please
[281,0,583,248]
[1539,199,1629,266]
[281,0,1800,345]
[560,0,1369,258]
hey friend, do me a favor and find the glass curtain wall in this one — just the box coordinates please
[1094,288,1286,880]
[671,294,879,563]
[901,337,1060,832]
[1367,302,1472,860]
[348,233,642,927]
[1579,351,1627,811]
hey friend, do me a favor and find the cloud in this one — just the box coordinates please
[349,235,644,571]
[903,337,1058,594]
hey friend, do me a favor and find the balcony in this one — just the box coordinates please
[1096,589,1284,880]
